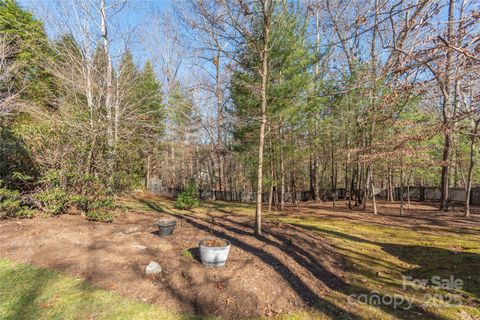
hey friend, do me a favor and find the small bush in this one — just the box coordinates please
[0,198,22,217]
[0,187,33,218]
[182,249,193,259]
[88,197,115,211]
[15,208,35,218]
[85,210,114,223]
[0,187,20,200]
[68,194,89,211]
[32,188,70,215]
[174,181,199,210]
[31,187,116,221]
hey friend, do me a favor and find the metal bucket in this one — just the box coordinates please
[198,238,231,267]
[156,219,176,236]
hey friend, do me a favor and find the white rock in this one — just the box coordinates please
[145,261,162,275]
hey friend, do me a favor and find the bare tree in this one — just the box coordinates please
[0,35,21,117]
[174,0,231,196]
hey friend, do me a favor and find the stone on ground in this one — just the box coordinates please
[145,261,162,275]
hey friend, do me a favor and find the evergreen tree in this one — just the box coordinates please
[136,60,165,142]
[0,0,55,105]
[230,4,315,195]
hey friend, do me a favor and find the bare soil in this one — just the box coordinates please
[0,199,343,318]
[2,195,479,318]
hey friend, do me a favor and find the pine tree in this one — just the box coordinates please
[136,60,165,142]
[0,0,54,105]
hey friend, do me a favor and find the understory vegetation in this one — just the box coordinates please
[174,181,200,210]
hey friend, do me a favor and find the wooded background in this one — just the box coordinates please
[1,0,479,224]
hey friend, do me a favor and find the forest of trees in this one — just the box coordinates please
[1,0,479,229]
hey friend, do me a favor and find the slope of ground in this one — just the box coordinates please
[0,192,479,319]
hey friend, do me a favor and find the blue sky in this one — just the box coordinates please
[19,0,174,67]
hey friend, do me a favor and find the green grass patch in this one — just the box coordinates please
[281,216,480,319]
[0,259,201,320]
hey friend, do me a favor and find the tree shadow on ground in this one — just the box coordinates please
[381,243,480,301]
[138,198,445,319]
[138,198,359,319]
[0,261,52,320]
[290,222,480,308]
[281,201,480,236]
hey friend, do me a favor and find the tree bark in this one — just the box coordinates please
[215,50,225,198]
[439,0,455,211]
[255,0,271,236]
[100,0,115,191]
[400,159,405,216]
[279,134,285,211]
[267,138,274,213]
[465,121,479,217]
[370,166,377,214]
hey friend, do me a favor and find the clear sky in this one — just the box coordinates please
[18,0,174,68]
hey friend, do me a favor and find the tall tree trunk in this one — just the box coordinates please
[465,121,479,217]
[400,158,405,216]
[439,0,455,211]
[291,172,295,204]
[387,167,394,201]
[215,50,225,198]
[440,132,451,210]
[368,0,378,215]
[267,138,274,213]
[355,160,362,207]
[407,184,411,208]
[146,154,151,189]
[349,166,355,209]
[255,0,270,236]
[330,137,336,207]
[309,155,317,201]
[279,135,285,211]
[370,166,377,214]
[101,0,114,191]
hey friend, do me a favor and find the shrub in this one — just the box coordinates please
[67,194,115,212]
[68,194,89,211]
[85,210,114,222]
[31,187,116,221]
[32,188,70,215]
[174,181,199,210]
[182,249,193,259]
[0,187,33,218]
[15,208,35,218]
[88,197,115,211]
[0,197,22,218]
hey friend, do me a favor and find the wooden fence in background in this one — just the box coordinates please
[146,179,480,205]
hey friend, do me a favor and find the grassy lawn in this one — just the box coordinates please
[282,216,480,319]
[1,194,479,319]
[0,259,191,320]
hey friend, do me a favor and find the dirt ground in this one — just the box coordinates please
[1,195,479,319]
[0,198,343,318]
